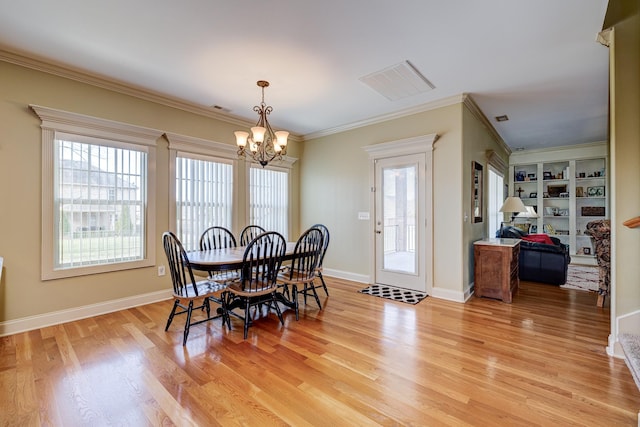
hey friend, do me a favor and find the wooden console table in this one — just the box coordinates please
[473,238,520,303]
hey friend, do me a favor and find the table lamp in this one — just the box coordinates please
[498,196,528,237]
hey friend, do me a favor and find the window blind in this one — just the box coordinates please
[249,167,288,239]
[175,155,233,251]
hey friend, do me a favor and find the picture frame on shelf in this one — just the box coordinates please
[583,247,591,255]
[576,186,584,197]
[543,171,553,180]
[558,208,569,216]
[587,186,605,197]
[547,184,567,197]
[527,173,537,181]
[513,223,530,233]
[529,192,537,198]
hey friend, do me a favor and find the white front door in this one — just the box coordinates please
[374,154,426,292]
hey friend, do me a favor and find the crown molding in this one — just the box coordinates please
[461,93,511,156]
[1,48,305,142]
[304,94,466,140]
[597,28,612,47]
[3,48,502,149]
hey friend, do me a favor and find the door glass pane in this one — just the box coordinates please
[383,164,416,274]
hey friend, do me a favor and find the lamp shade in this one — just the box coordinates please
[499,196,528,214]
[516,206,539,218]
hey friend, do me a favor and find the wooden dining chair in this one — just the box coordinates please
[199,226,239,283]
[310,223,330,296]
[239,225,266,246]
[225,231,287,339]
[162,231,229,345]
[200,226,237,250]
[277,227,324,320]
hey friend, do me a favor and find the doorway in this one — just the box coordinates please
[374,154,426,292]
[363,134,436,294]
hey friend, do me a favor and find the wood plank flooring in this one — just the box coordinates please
[1,278,639,426]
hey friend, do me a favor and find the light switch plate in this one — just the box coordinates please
[358,211,370,220]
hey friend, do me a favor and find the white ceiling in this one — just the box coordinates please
[0,0,610,150]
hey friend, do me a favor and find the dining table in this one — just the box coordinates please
[185,242,300,312]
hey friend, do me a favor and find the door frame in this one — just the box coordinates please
[363,134,438,293]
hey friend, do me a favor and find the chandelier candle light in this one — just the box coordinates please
[235,80,289,167]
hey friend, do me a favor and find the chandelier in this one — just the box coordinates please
[234,80,289,167]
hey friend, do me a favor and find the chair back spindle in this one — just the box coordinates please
[200,226,237,251]
[239,225,267,246]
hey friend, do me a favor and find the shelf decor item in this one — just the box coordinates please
[582,206,605,216]
[547,184,567,197]
[587,186,605,197]
[576,186,584,197]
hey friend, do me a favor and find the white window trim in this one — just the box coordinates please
[165,132,240,237]
[31,104,162,280]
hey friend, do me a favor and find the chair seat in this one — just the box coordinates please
[228,279,276,297]
[278,271,315,285]
[208,270,240,284]
[175,279,228,299]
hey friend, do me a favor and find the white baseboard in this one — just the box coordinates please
[608,309,640,358]
[430,286,469,303]
[324,268,472,303]
[323,268,369,284]
[0,290,172,337]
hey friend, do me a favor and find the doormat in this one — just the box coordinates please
[358,284,428,305]
[560,265,599,292]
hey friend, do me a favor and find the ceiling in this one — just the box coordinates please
[0,0,610,151]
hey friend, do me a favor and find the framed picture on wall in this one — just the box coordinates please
[472,161,483,223]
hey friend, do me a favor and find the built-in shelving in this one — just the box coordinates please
[509,143,608,265]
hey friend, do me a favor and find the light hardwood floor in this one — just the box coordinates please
[1,278,639,426]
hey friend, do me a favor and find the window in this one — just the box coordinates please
[33,105,160,280]
[249,166,289,239]
[175,153,233,251]
[488,166,504,238]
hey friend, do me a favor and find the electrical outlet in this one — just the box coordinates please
[158,265,166,276]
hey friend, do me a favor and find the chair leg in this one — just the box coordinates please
[293,285,300,321]
[243,299,251,339]
[204,297,211,319]
[183,300,194,346]
[318,273,329,296]
[271,293,284,326]
[307,282,322,309]
[165,299,180,331]
[221,292,232,330]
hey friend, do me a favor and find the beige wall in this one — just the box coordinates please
[462,105,510,287]
[0,60,301,324]
[611,12,640,316]
[300,100,507,297]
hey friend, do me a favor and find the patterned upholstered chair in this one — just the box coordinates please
[584,219,611,307]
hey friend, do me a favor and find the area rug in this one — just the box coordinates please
[358,284,428,304]
[561,265,599,292]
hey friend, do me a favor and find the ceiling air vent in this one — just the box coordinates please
[359,60,435,101]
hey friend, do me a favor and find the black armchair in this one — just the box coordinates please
[497,226,571,285]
